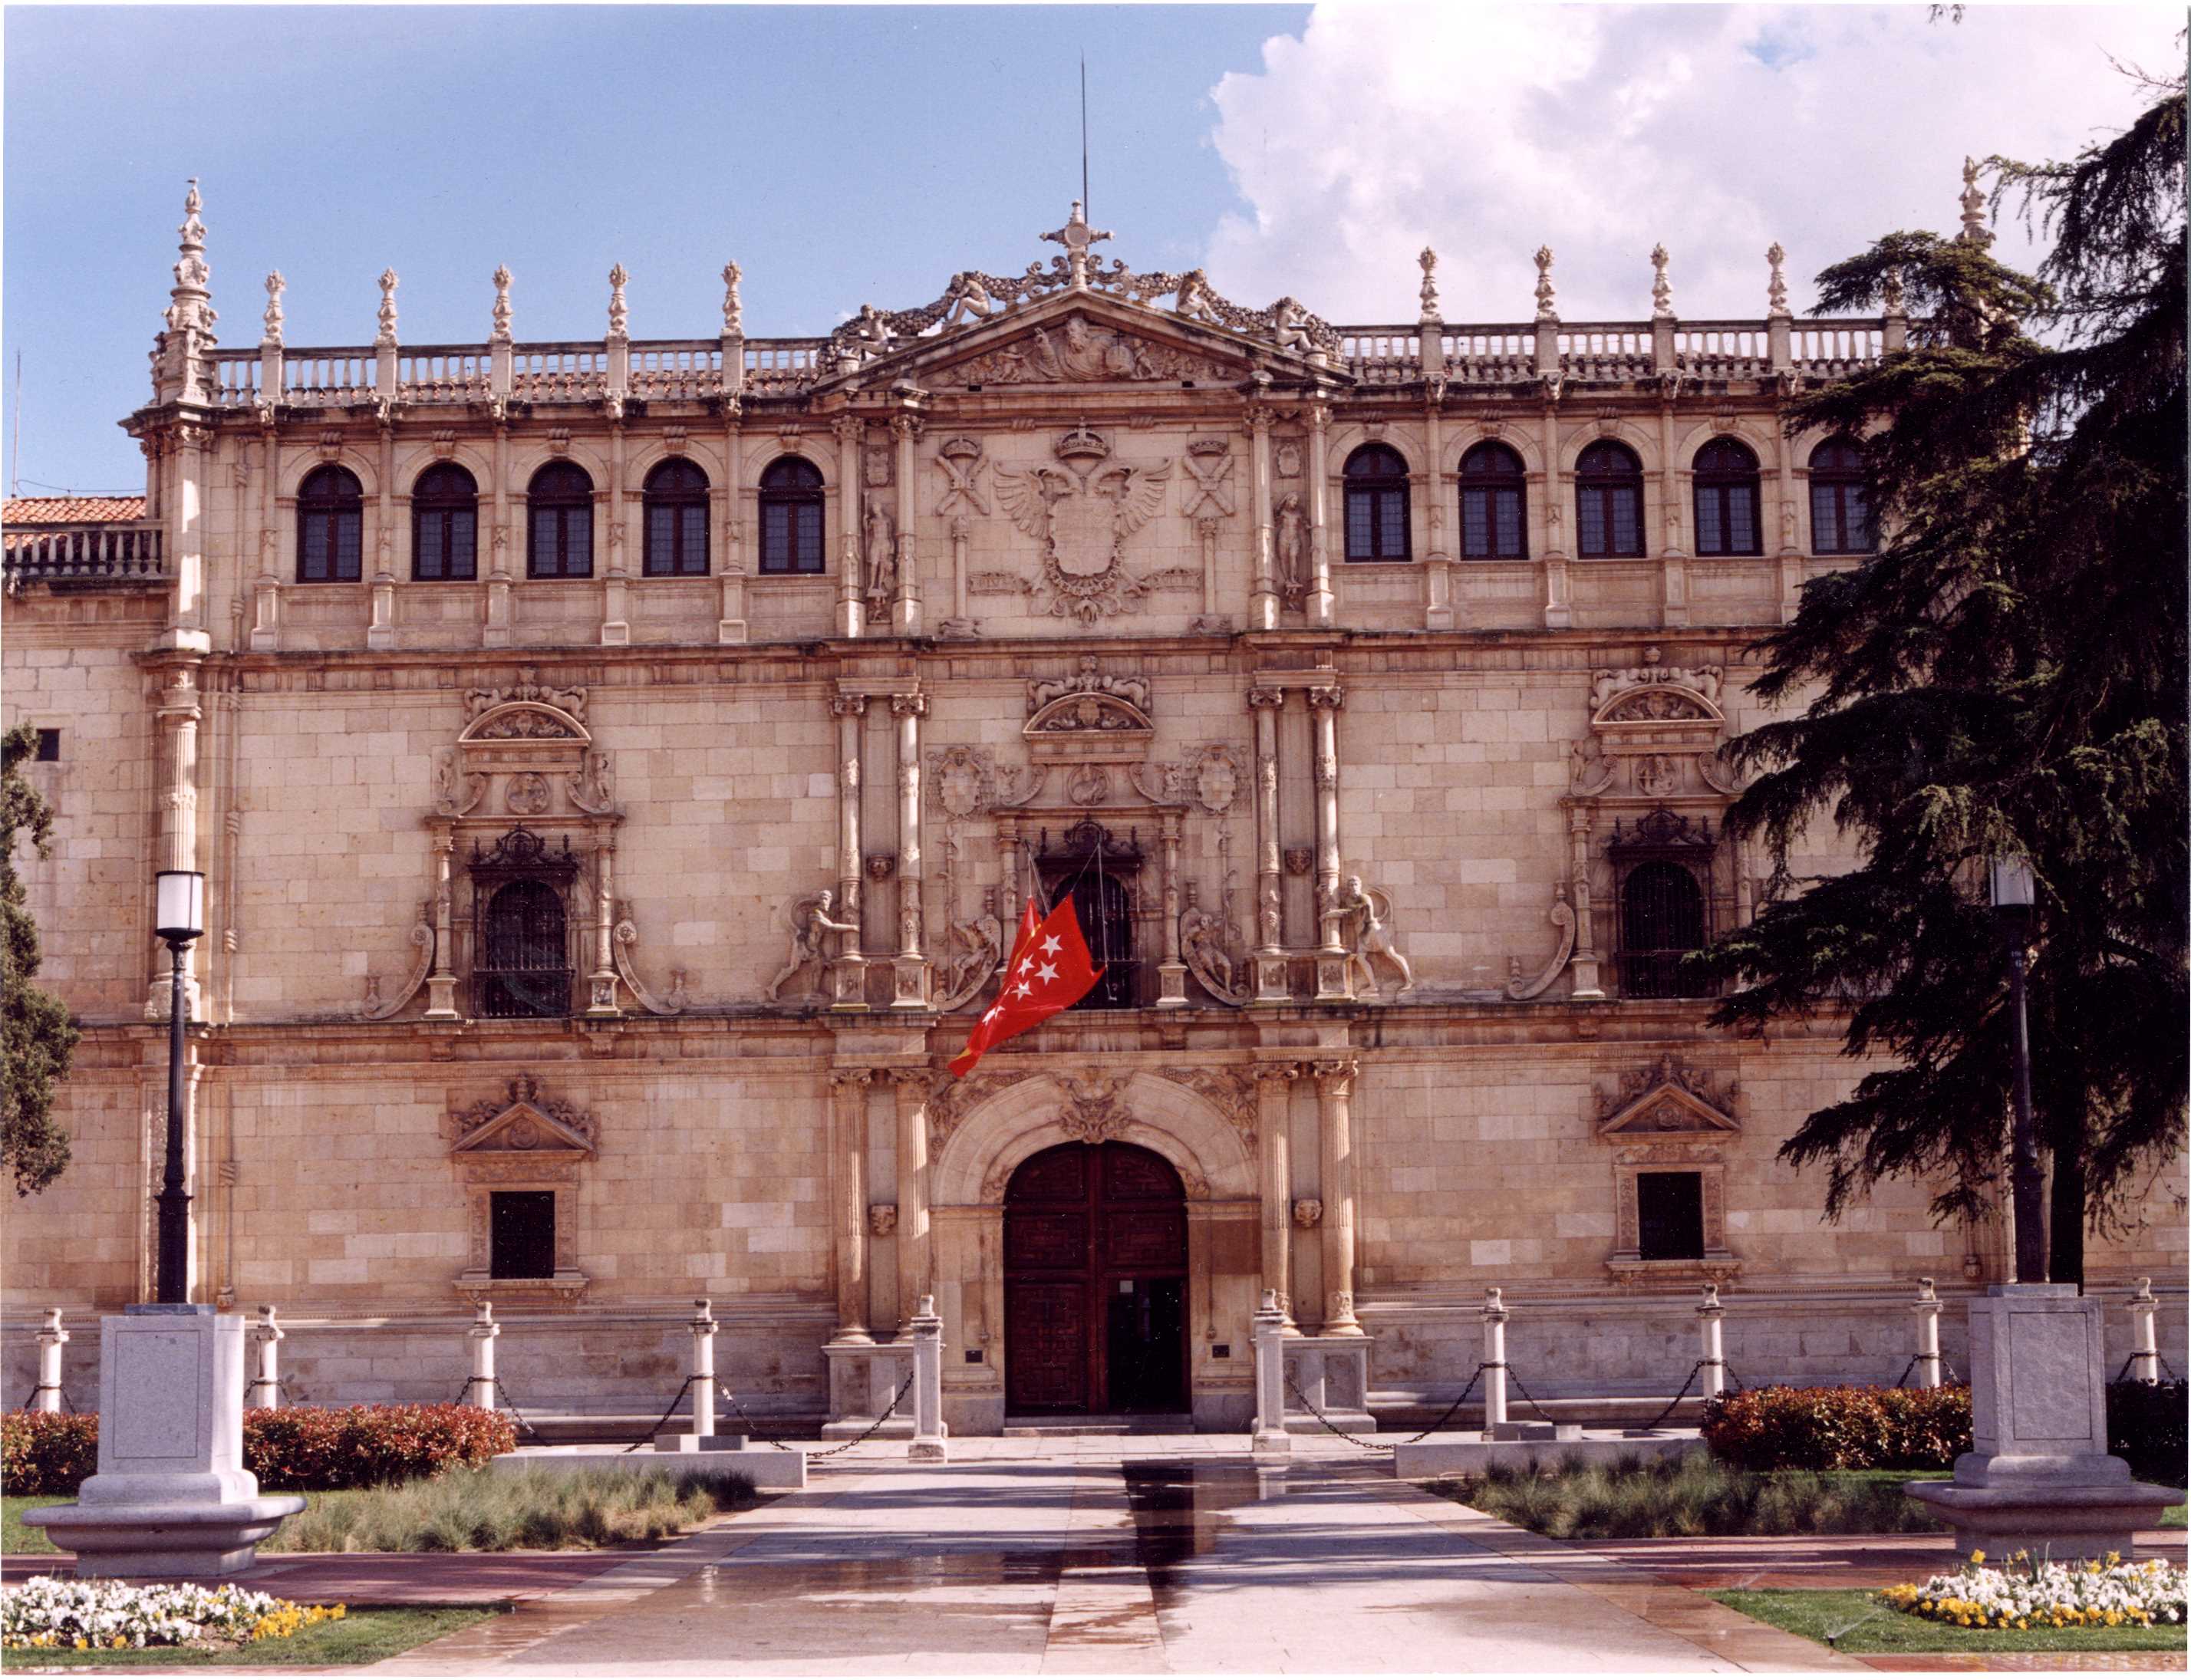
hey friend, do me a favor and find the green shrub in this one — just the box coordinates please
[1701,1385,1972,1471]
[2110,1379,2189,1487]
[1,1405,515,1497]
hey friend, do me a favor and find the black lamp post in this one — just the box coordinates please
[1988,854,2046,1284]
[153,869,205,1305]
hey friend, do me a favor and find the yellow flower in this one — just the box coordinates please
[1970,1550,1985,1564]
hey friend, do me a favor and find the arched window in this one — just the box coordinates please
[1620,861,1705,999]
[296,464,364,583]
[1809,436,1874,555]
[1458,441,1527,558]
[527,462,594,580]
[758,456,825,575]
[1343,444,1411,562]
[1575,440,1644,558]
[476,878,569,1019]
[642,458,710,578]
[410,463,477,582]
[1692,438,1762,555]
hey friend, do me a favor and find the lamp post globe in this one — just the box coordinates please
[153,870,205,1305]
[1988,853,2045,1284]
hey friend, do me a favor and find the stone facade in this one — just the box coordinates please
[3,191,2180,1430]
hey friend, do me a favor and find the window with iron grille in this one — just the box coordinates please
[411,463,478,581]
[1692,438,1762,555]
[1636,1171,1705,1261]
[1343,444,1412,561]
[1619,861,1705,998]
[758,456,825,574]
[1809,436,1875,554]
[527,462,594,579]
[468,828,578,1019]
[489,1191,557,1280]
[1458,441,1527,558]
[297,464,364,583]
[1575,441,1643,558]
[642,459,710,577]
[1037,819,1142,1010]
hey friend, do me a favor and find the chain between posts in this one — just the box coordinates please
[717,1372,914,1458]
[1503,1365,1559,1425]
[18,1386,74,1413]
[447,1377,544,1442]
[621,1375,701,1454]
[2114,1354,2181,1382]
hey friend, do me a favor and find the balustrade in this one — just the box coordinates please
[2,521,165,585]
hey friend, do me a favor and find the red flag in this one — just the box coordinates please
[948,895,1103,1077]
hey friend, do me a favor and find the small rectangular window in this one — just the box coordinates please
[1636,1171,1705,1261]
[489,1191,557,1280]
[35,728,60,763]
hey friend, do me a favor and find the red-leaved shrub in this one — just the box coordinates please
[0,1405,515,1497]
[1700,1384,1972,1471]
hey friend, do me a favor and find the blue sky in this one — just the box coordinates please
[4,4,2174,493]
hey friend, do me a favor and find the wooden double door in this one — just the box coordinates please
[1003,1142,1188,1415]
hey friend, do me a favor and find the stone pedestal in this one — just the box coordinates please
[822,1339,914,1439]
[1906,1285,2176,1558]
[24,1307,303,1578]
[908,1295,949,1462]
[1281,1333,1376,1437]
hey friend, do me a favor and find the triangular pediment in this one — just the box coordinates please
[446,1073,599,1155]
[812,289,1330,396]
[1596,1054,1741,1137]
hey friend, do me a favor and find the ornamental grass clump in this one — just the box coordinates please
[1880,1552,2187,1632]
[1,1576,344,1651]
[267,1464,755,1553]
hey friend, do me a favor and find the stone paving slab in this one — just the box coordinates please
[2,1549,634,1603]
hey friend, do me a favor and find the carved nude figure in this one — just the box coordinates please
[862,502,897,614]
[942,272,995,328]
[1273,493,1308,599]
[1335,875,1415,996]
[766,889,860,1001]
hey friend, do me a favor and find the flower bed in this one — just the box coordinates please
[1880,1552,2188,1632]
[1,1576,345,1651]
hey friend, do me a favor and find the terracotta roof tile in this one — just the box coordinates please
[2,495,147,526]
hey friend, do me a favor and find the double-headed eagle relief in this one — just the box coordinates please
[990,424,1195,623]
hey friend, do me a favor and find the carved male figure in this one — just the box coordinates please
[1274,493,1308,599]
[862,502,897,614]
[1335,875,1415,995]
[766,889,861,1000]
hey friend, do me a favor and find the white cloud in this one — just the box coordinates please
[1204,5,2182,325]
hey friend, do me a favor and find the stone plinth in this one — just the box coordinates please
[24,1308,303,1578]
[1283,1334,1376,1437]
[1906,1285,2176,1558]
[822,1340,915,1439]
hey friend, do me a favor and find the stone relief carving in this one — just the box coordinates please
[991,425,1193,623]
[1589,651,1722,715]
[1334,875,1415,997]
[1283,846,1314,878]
[937,887,1005,1013]
[1505,884,1577,1001]
[1292,1198,1323,1230]
[766,888,860,1002]
[934,436,990,519]
[1178,878,1249,1007]
[358,900,435,1020]
[566,751,618,816]
[928,1065,1043,1153]
[611,900,684,1016]
[1161,1066,1258,1144]
[1064,766,1112,806]
[1633,753,1682,796]
[1179,440,1236,520]
[505,771,552,815]
[1696,747,1741,795]
[950,313,1231,386]
[1028,656,1151,715]
[1595,1052,1742,1136]
[1568,736,1615,796]
[1602,688,1716,725]
[1056,1068,1132,1144]
[1274,440,1304,479]
[926,745,1042,818]
[868,1204,898,1238]
[463,669,586,726]
[432,748,486,817]
[862,502,897,619]
[1274,493,1310,608]
[447,1072,599,1153]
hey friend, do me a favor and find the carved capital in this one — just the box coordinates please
[827,1067,875,1092]
[1311,1056,1359,1097]
[831,693,868,719]
[1246,686,1285,712]
[1306,684,1346,712]
[889,693,928,720]
[1252,1061,1303,1089]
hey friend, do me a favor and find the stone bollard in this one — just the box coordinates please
[1696,1283,1728,1400]
[908,1294,948,1462]
[33,1308,68,1413]
[1911,1277,1943,1388]
[690,1298,719,1438]
[2128,1277,2160,1382]
[251,1305,285,1408]
[1251,1290,1293,1456]
[1480,1287,1509,1438]
[466,1302,501,1409]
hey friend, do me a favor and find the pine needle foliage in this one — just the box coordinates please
[1,723,77,1196]
[1690,81,2187,1281]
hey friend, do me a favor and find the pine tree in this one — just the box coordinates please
[1692,83,2187,1283]
[2,722,78,1194]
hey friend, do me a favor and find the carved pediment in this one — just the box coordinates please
[1023,657,1155,762]
[459,701,590,745]
[1593,686,1722,728]
[1596,1054,1740,1137]
[448,1072,599,1157]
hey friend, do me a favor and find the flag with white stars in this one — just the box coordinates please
[946,894,1104,1077]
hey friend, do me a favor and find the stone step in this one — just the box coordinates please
[1002,1414,1198,1436]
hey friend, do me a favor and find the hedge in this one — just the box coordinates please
[1,1405,516,1497]
[2109,1379,2189,1488]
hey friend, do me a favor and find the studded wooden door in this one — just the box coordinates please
[1003,1142,1188,1415]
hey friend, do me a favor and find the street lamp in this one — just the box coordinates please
[153,869,205,1305]
[1988,854,2045,1284]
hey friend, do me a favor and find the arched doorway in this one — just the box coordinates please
[1004,1141,1187,1415]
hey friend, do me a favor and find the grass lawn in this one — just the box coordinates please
[0,1606,499,1666]
[1716,1588,2189,1655]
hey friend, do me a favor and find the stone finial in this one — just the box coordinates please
[1533,245,1557,321]
[1041,199,1113,288]
[1882,264,1906,316]
[1959,155,1991,245]
[1650,244,1672,319]
[163,178,215,337]
[490,265,512,341]
[262,272,285,348]
[721,261,743,336]
[1418,246,1441,321]
[376,268,400,347]
[607,263,630,339]
[1915,1276,1939,1305]
[1765,243,1789,318]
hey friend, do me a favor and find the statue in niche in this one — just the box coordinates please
[1333,875,1415,996]
[939,888,1006,1011]
[1274,493,1309,604]
[766,889,861,1001]
[1179,880,1246,1006]
[863,502,897,618]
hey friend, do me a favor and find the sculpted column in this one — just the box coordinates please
[718,401,747,643]
[830,693,868,1008]
[1248,407,1278,629]
[1313,1057,1364,1335]
[1540,400,1571,628]
[1566,805,1605,999]
[833,417,864,637]
[367,417,397,651]
[891,1070,933,1332]
[145,662,206,1020]
[891,693,930,1010]
[423,828,460,1019]
[483,418,513,647]
[1247,686,1290,1003]
[1657,401,1689,628]
[1155,810,1187,1006]
[1306,402,1335,627]
[1307,684,1351,1002]
[582,838,620,1016]
[1422,396,1455,630]
[891,411,922,636]
[1254,1062,1300,1326]
[601,417,631,646]
[828,1069,875,1342]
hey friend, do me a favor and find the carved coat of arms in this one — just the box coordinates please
[992,424,1192,623]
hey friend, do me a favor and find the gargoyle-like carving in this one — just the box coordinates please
[766,889,860,1002]
[868,1204,898,1237]
[611,901,684,1016]
[358,901,435,1020]
[1505,883,1577,1001]
[1293,1198,1323,1230]
[1334,875,1414,997]
[1056,1067,1132,1144]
